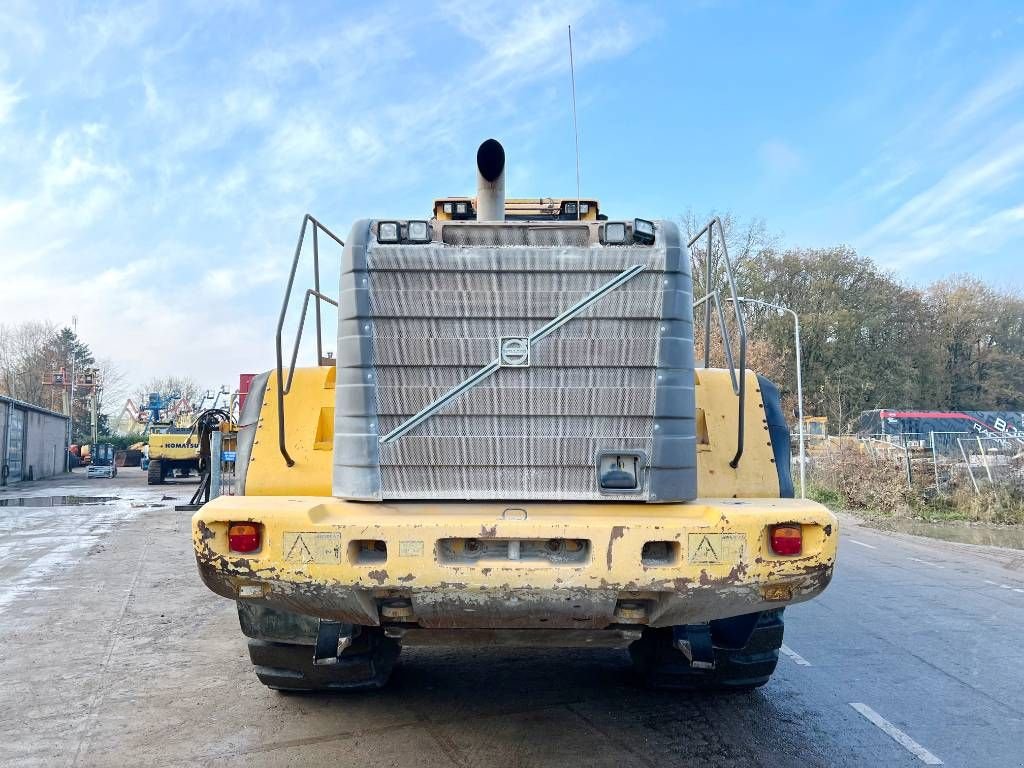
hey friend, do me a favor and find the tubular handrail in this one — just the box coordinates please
[691,290,741,395]
[284,289,340,395]
[275,214,344,467]
[688,217,747,468]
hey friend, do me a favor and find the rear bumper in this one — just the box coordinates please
[193,496,837,629]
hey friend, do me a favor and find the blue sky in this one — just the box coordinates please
[0,1,1022,393]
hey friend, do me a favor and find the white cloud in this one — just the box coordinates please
[201,268,238,297]
[0,6,46,57]
[758,140,803,178]
[43,126,129,189]
[74,1,160,67]
[942,56,1024,141]
[856,129,1024,268]
[824,35,1024,274]
[0,0,647,404]
[444,0,645,86]
[0,79,21,123]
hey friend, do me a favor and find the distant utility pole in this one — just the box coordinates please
[729,297,805,498]
[69,316,78,429]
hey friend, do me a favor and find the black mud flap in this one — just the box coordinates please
[313,620,356,666]
[631,609,785,690]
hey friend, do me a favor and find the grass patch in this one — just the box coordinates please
[808,485,844,508]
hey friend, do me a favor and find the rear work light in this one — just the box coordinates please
[228,523,262,553]
[770,524,802,556]
[602,222,627,244]
[633,218,655,245]
[377,221,400,243]
[407,220,431,243]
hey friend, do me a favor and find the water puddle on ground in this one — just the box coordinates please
[0,496,119,508]
[884,519,1024,550]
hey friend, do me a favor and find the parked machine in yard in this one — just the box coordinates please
[192,139,838,692]
[147,428,200,484]
[143,392,201,485]
[86,443,117,479]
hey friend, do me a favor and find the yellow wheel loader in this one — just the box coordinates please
[193,139,837,692]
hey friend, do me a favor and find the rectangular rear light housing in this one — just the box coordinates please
[228,522,262,553]
[770,524,802,556]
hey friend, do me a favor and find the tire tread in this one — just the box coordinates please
[630,610,784,691]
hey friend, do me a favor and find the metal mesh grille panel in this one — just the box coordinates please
[375,415,656,439]
[332,223,694,502]
[372,318,671,341]
[369,338,660,367]
[442,225,590,247]
[365,248,667,272]
[369,270,663,293]
[372,365,658,389]
[363,240,670,499]
[369,289,662,320]
[376,386,656,418]
[379,465,624,501]
[382,437,652,467]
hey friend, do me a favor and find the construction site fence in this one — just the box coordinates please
[801,431,1023,496]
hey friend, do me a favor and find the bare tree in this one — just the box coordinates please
[94,357,129,433]
[680,210,777,301]
[0,321,58,406]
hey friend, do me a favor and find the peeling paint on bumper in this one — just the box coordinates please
[194,496,837,629]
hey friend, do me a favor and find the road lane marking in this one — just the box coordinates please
[908,557,944,569]
[849,703,943,765]
[780,644,811,666]
[848,539,877,549]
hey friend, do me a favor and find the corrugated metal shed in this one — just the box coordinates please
[0,395,71,484]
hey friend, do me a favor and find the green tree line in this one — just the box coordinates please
[0,322,123,442]
[688,214,1024,429]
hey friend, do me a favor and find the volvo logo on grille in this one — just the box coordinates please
[499,337,530,367]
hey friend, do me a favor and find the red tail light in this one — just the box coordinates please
[770,524,802,556]
[228,523,262,553]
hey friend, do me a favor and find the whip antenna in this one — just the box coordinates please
[568,25,581,220]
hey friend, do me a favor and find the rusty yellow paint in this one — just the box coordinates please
[194,494,836,597]
[695,369,781,498]
[217,364,837,627]
[246,366,788,500]
[244,366,334,497]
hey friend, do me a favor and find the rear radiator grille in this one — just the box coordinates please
[333,222,697,502]
[441,224,590,247]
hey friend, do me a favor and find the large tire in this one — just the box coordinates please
[147,459,163,485]
[247,628,401,692]
[629,609,784,691]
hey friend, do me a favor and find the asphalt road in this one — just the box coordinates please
[1,471,1022,768]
